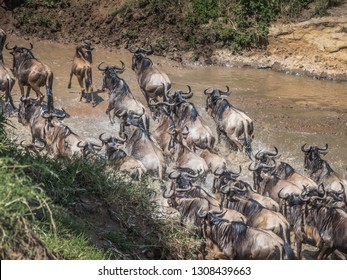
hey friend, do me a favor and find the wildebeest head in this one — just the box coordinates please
[204,86,230,111]
[254,147,281,165]
[98,61,125,91]
[98,132,127,161]
[76,42,94,64]
[6,43,35,73]
[129,46,154,72]
[301,143,328,173]
[168,126,190,151]
[148,98,175,120]
[167,85,193,104]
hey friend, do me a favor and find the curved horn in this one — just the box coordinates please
[5,43,16,51]
[301,143,311,152]
[204,88,213,96]
[115,109,127,118]
[168,170,180,180]
[231,165,242,176]
[317,143,328,151]
[248,161,260,172]
[115,132,127,143]
[77,141,85,148]
[182,85,193,99]
[42,109,66,120]
[220,86,230,95]
[266,146,279,158]
[197,208,208,218]
[182,170,199,179]
[255,150,265,160]
[144,45,154,55]
[278,188,290,200]
[28,43,33,50]
[128,45,139,53]
[176,185,193,193]
[149,98,176,107]
[97,61,107,71]
[162,185,174,198]
[113,61,125,74]
[98,132,109,144]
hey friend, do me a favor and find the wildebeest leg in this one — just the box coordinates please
[226,130,243,152]
[86,68,96,106]
[67,69,73,89]
[31,84,44,100]
[109,109,116,124]
[18,83,26,97]
[77,75,85,101]
[216,126,222,144]
[317,244,334,260]
[296,237,302,260]
[5,82,16,111]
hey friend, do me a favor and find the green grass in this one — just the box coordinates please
[0,112,199,260]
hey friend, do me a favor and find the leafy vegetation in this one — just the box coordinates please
[11,0,343,53]
[137,0,343,51]
[0,112,199,259]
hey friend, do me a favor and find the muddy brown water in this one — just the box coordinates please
[2,35,347,259]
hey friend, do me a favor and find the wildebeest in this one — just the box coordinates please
[254,147,319,192]
[17,96,47,145]
[198,210,286,259]
[226,179,280,212]
[169,86,215,150]
[204,86,254,159]
[120,109,166,179]
[149,99,176,158]
[129,45,171,107]
[249,161,303,205]
[98,132,147,179]
[6,43,54,111]
[168,126,208,176]
[301,143,347,203]
[281,187,347,259]
[68,41,95,105]
[0,48,16,111]
[42,110,102,158]
[164,172,247,238]
[220,182,294,259]
[98,61,147,126]
[305,199,347,259]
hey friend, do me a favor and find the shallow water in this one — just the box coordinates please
[3,35,347,180]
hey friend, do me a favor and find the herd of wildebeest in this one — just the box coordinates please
[0,27,347,260]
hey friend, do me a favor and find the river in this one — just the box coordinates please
[4,35,346,179]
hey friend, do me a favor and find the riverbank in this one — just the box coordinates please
[1,1,347,81]
[204,10,347,81]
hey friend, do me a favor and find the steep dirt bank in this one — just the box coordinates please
[211,5,347,81]
[1,1,347,81]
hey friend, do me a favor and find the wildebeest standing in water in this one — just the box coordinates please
[68,41,95,105]
[129,46,171,107]
[6,43,54,112]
